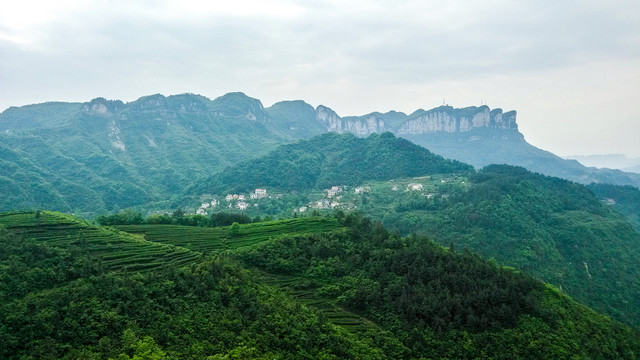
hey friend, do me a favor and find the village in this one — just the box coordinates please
[194,175,464,216]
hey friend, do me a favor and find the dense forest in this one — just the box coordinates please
[1,211,639,359]
[193,132,472,195]
[376,165,640,328]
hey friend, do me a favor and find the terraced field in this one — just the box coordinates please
[1,211,373,332]
[260,273,379,334]
[0,211,201,272]
[115,217,342,252]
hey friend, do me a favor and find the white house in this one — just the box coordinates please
[196,208,207,215]
[408,183,423,191]
[354,186,371,194]
[327,186,342,198]
[236,201,249,210]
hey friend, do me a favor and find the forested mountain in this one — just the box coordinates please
[190,136,640,329]
[351,165,640,328]
[264,101,640,188]
[587,183,640,230]
[2,92,639,218]
[192,132,472,195]
[2,211,639,359]
[0,93,284,215]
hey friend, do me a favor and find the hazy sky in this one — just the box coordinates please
[1,0,639,156]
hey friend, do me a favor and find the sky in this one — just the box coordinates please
[1,0,639,157]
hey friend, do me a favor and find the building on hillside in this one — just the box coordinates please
[408,183,423,191]
[238,195,246,201]
[354,186,371,194]
[327,186,342,198]
[236,201,249,210]
[391,185,399,191]
[225,194,234,201]
[298,206,308,213]
[211,200,218,207]
[196,208,207,215]
[201,202,210,209]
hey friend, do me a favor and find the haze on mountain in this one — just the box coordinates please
[2,91,640,216]
[565,154,640,173]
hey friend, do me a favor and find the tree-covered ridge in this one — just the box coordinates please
[372,165,640,328]
[0,93,285,216]
[3,210,640,359]
[235,214,640,359]
[587,182,640,230]
[195,132,472,195]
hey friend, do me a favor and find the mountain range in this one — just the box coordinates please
[189,132,640,328]
[2,92,639,216]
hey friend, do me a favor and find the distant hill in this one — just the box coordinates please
[2,92,639,216]
[0,93,284,215]
[263,101,640,188]
[565,154,640,171]
[192,132,473,195]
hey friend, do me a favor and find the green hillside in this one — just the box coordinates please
[115,217,342,252]
[353,165,640,328]
[2,210,639,359]
[0,93,284,216]
[194,132,472,195]
[587,183,640,230]
[0,211,200,273]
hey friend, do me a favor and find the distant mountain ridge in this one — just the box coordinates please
[0,93,284,215]
[2,91,639,215]
[262,100,640,188]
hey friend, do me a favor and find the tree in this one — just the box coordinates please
[228,222,240,237]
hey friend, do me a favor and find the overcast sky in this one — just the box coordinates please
[1,0,639,156]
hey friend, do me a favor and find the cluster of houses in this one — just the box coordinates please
[196,199,219,215]
[195,189,269,214]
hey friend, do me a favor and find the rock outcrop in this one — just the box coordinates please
[312,104,517,138]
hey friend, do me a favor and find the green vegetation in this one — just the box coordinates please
[0,211,200,273]
[0,93,285,216]
[588,183,640,230]
[195,131,472,195]
[235,213,640,359]
[363,165,640,328]
[3,210,639,359]
[115,217,342,253]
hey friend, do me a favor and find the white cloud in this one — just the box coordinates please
[0,0,639,155]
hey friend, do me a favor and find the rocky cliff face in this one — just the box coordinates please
[312,105,517,137]
[397,106,517,135]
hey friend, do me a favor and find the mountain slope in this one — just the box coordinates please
[193,132,472,195]
[2,210,640,359]
[0,93,285,215]
[2,93,638,216]
[190,137,640,328]
[370,164,640,327]
[264,101,640,188]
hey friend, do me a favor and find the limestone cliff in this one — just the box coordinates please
[312,104,517,137]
